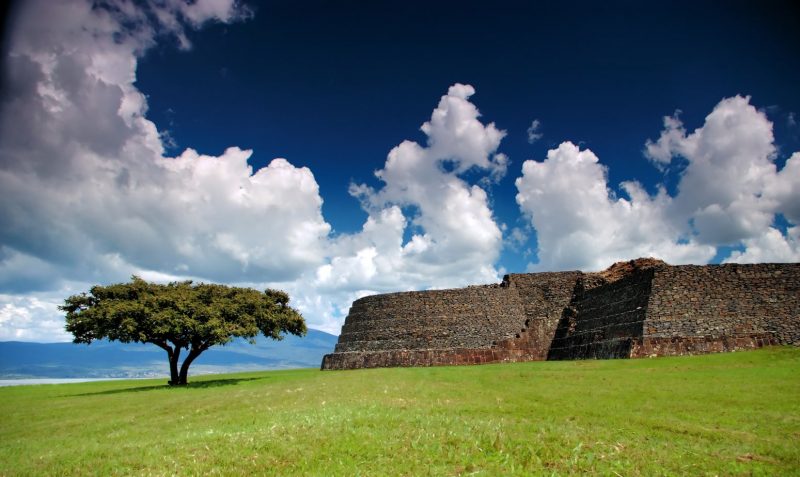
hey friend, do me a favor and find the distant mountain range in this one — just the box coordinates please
[0,329,337,379]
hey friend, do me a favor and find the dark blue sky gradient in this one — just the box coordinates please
[136,0,800,271]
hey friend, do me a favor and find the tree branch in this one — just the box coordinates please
[147,340,172,353]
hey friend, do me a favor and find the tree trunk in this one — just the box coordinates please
[168,347,181,386]
[177,347,204,385]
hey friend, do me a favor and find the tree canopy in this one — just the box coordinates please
[61,277,306,385]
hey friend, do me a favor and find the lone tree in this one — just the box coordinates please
[61,277,306,385]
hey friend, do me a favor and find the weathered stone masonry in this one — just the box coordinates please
[321,261,800,370]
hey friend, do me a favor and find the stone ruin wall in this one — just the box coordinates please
[321,272,578,370]
[546,268,654,360]
[633,263,798,357]
[329,285,524,357]
[501,272,582,360]
[321,262,800,370]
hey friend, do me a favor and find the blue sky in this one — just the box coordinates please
[1,0,799,341]
[133,0,800,268]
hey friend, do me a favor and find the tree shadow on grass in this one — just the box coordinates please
[68,377,266,397]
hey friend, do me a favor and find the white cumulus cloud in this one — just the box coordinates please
[0,0,331,340]
[0,1,511,341]
[320,84,507,293]
[517,95,800,271]
[515,142,714,271]
[0,294,70,342]
[0,0,331,289]
[724,227,800,264]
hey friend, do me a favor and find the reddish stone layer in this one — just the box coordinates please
[630,333,779,358]
[320,346,542,370]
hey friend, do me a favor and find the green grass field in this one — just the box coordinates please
[1,347,799,476]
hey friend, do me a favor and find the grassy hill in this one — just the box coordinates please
[1,347,798,476]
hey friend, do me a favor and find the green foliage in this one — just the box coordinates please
[61,277,306,384]
[1,347,799,476]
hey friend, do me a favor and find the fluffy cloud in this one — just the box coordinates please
[515,142,715,271]
[0,0,331,291]
[273,85,509,334]
[0,0,332,339]
[765,152,800,225]
[517,95,800,271]
[0,1,509,341]
[647,96,780,245]
[0,294,70,342]
[321,84,507,293]
[724,227,800,264]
